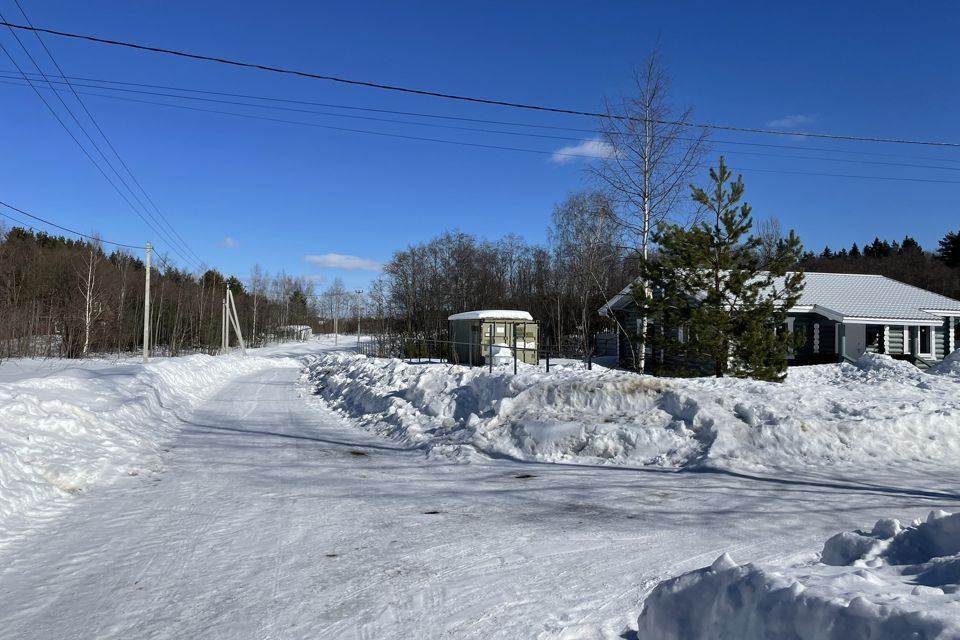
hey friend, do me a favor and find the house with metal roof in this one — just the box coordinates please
[599,272,960,370]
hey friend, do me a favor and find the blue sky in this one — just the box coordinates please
[0,1,958,291]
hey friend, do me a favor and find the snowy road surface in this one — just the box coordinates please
[1,345,959,638]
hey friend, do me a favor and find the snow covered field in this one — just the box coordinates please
[0,340,958,638]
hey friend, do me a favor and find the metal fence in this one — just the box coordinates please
[357,335,594,373]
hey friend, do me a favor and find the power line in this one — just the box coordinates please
[6,69,960,166]
[0,19,201,270]
[5,75,960,176]
[11,0,205,267]
[15,84,954,185]
[0,199,183,272]
[0,69,602,133]
[0,20,958,149]
[5,78,960,184]
[0,199,145,249]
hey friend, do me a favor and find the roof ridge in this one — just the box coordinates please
[802,271,885,278]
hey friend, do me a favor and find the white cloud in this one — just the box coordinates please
[305,274,328,284]
[766,114,817,129]
[550,138,615,164]
[221,236,240,249]
[304,253,383,271]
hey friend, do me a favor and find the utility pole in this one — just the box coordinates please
[222,289,228,353]
[226,285,246,354]
[355,289,363,351]
[142,241,151,363]
[334,290,340,345]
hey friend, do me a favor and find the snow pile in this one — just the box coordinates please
[306,351,960,469]
[929,349,960,376]
[306,352,703,465]
[636,511,960,639]
[0,354,295,538]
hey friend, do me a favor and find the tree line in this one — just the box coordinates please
[0,226,319,360]
[798,234,960,300]
[353,192,637,353]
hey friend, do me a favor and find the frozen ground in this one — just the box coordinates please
[0,340,958,638]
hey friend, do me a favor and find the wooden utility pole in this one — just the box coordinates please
[355,289,363,351]
[142,241,151,363]
[334,290,340,345]
[221,292,228,353]
[226,285,246,355]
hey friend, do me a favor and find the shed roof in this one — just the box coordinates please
[599,272,960,324]
[448,310,534,322]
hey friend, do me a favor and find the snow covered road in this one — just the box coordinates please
[1,347,959,638]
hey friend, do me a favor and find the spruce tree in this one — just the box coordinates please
[938,231,960,268]
[638,156,804,381]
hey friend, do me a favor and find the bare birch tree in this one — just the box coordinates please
[250,264,267,347]
[591,47,710,370]
[77,240,103,357]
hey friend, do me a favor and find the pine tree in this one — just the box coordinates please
[639,157,804,381]
[938,231,960,268]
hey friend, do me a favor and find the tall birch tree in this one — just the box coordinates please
[592,48,709,371]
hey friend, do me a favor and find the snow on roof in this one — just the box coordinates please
[781,272,960,322]
[448,310,534,322]
[599,272,960,323]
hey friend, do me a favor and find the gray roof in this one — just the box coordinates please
[785,272,960,323]
[600,272,960,324]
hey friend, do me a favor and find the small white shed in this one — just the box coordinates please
[447,310,538,366]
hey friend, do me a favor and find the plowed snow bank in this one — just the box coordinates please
[0,354,296,539]
[636,510,960,639]
[306,351,960,469]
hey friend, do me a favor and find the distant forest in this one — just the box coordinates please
[0,227,318,360]
[6,216,960,360]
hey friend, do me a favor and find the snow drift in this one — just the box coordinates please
[0,354,295,540]
[636,510,960,639]
[305,351,960,469]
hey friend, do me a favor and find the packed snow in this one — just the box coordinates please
[1,340,959,638]
[0,352,296,542]
[636,510,960,639]
[305,350,960,471]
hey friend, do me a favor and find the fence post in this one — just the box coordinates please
[588,348,593,371]
[513,324,518,375]
[488,324,494,374]
[546,350,550,373]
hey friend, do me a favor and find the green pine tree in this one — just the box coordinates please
[638,156,805,381]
